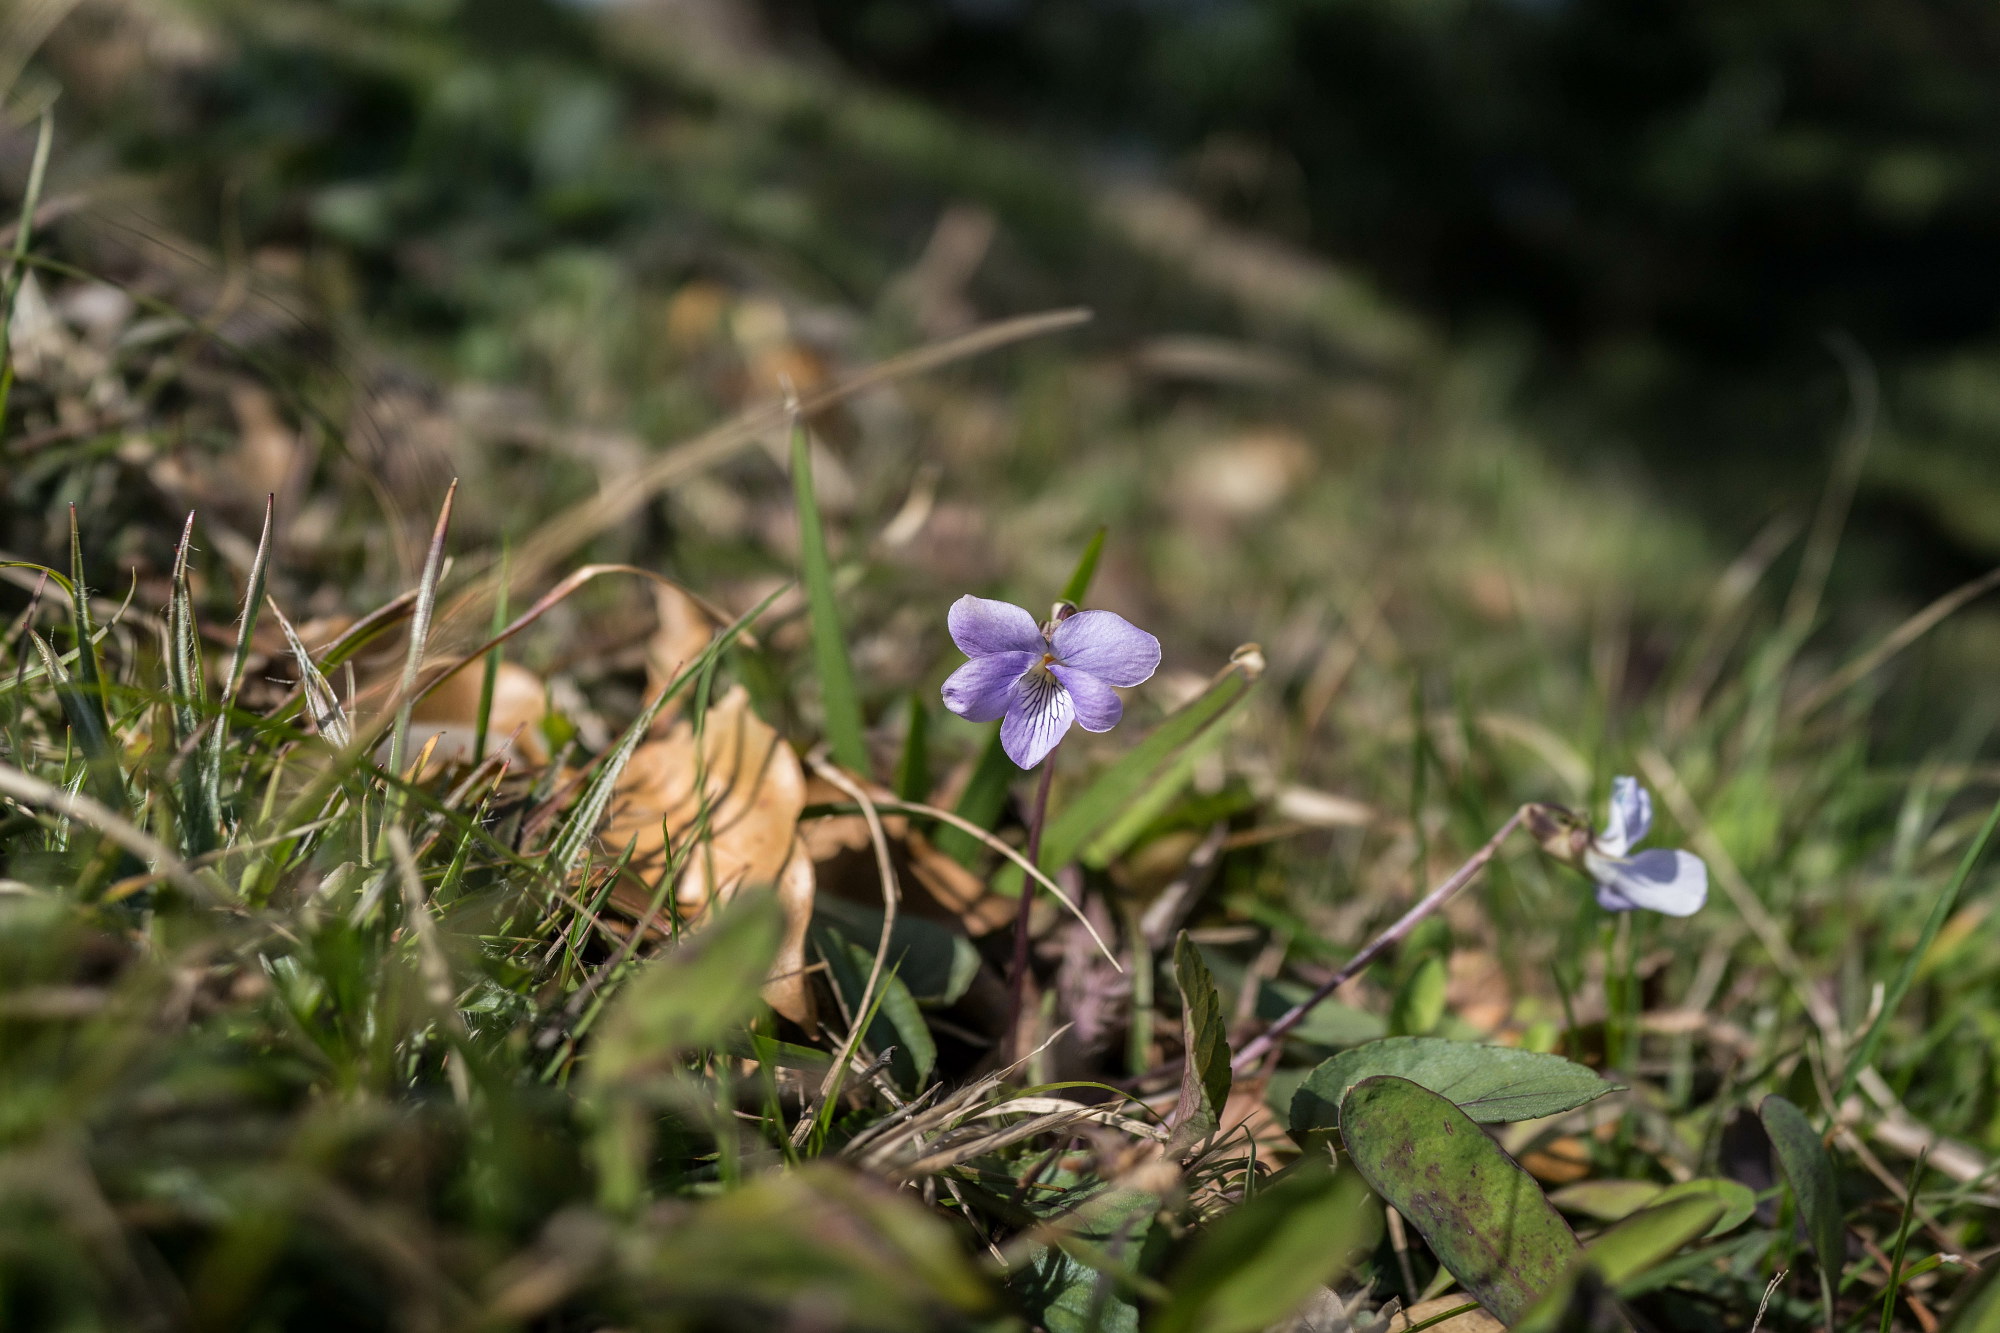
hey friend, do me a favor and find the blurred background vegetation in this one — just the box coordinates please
[6,1,2000,1328]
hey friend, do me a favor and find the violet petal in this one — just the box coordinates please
[1597,775,1652,858]
[1586,847,1708,917]
[1051,610,1160,688]
[1051,664,1122,732]
[948,595,1045,658]
[941,650,1037,723]
[1001,670,1075,769]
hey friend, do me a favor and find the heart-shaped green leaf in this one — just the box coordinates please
[1291,1036,1620,1140]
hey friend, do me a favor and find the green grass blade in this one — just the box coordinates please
[64,506,118,771]
[893,693,930,803]
[201,493,275,840]
[167,512,215,855]
[1058,525,1105,605]
[1036,645,1262,875]
[938,734,1014,865]
[1837,792,2000,1108]
[789,416,868,773]
[386,480,458,792]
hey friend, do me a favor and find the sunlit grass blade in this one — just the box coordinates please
[385,480,458,803]
[1037,643,1263,875]
[166,512,215,854]
[200,493,275,842]
[789,415,869,773]
[0,106,53,436]
[267,597,351,749]
[1058,525,1105,605]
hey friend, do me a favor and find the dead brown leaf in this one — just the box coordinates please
[644,583,719,731]
[408,658,550,767]
[603,686,817,1031]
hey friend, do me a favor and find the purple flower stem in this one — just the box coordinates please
[1006,742,1060,1062]
[1230,804,1534,1075]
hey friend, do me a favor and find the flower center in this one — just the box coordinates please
[1029,651,1058,678]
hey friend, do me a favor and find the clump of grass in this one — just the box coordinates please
[5,12,2000,1329]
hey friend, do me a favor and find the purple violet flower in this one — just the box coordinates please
[940,595,1162,770]
[1584,776,1709,916]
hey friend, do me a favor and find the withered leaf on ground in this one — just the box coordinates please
[603,685,817,1031]
[408,658,550,767]
[644,582,720,731]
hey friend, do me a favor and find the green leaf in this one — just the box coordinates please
[1578,1194,1725,1284]
[1389,954,1448,1037]
[1649,1179,1756,1237]
[1150,1166,1378,1333]
[1339,1075,1582,1323]
[1012,1185,1162,1333]
[815,924,937,1092]
[812,895,980,1006]
[1166,930,1231,1157]
[1761,1094,1845,1331]
[790,417,868,774]
[1291,1037,1620,1141]
[1547,1178,1754,1238]
[585,890,786,1086]
[1511,1194,1724,1333]
[1546,1180,1670,1224]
